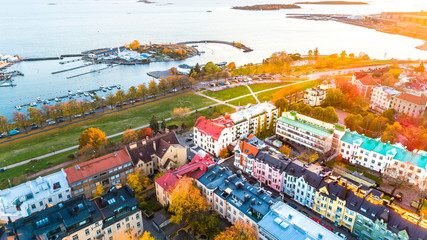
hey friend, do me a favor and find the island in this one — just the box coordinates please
[295,1,368,5]
[232,4,301,11]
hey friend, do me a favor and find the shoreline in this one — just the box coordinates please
[294,1,368,5]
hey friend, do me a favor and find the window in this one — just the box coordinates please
[117,223,121,230]
[58,194,63,199]
[39,201,43,206]
[31,204,36,209]
[73,235,79,240]
[85,229,90,236]
[137,222,141,228]
[48,198,52,203]
[96,230,101,235]
[107,228,112,234]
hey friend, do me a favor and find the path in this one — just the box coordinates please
[194,92,237,110]
[244,84,260,104]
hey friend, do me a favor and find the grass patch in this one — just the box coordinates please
[327,159,382,184]
[0,93,215,167]
[249,83,291,92]
[228,96,257,106]
[256,88,284,102]
[203,86,251,101]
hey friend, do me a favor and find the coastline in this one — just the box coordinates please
[416,42,427,51]
[294,1,368,5]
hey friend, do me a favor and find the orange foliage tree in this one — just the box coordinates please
[169,177,208,224]
[123,129,139,144]
[214,220,258,240]
[219,147,230,158]
[140,127,154,139]
[129,40,140,50]
[78,127,108,150]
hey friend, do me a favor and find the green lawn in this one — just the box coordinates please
[249,82,291,92]
[326,159,382,184]
[0,93,215,167]
[203,86,251,101]
[228,96,257,106]
[256,88,284,102]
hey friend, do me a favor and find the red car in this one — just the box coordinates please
[311,217,321,224]
[322,224,333,231]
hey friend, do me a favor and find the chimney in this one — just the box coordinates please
[114,152,117,157]
[153,141,156,151]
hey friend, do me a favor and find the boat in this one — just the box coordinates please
[55,98,60,102]
[107,86,112,90]
[77,90,83,94]
[100,85,105,89]
[30,102,37,106]
[116,84,121,89]
[44,100,50,104]
[15,105,21,110]
[83,92,89,96]
[102,88,107,92]
[68,90,72,95]
[37,97,42,102]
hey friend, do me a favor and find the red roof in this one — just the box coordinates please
[357,74,380,86]
[396,92,427,106]
[64,149,132,184]
[155,154,215,193]
[239,141,259,157]
[194,116,234,141]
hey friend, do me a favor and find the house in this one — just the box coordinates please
[127,132,187,175]
[370,86,401,113]
[0,169,71,222]
[351,73,380,98]
[234,136,261,174]
[154,154,215,207]
[196,165,276,227]
[303,80,329,106]
[252,152,289,193]
[258,202,343,240]
[390,92,427,118]
[64,149,134,199]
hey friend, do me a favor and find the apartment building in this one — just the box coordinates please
[390,92,427,118]
[234,136,261,174]
[0,169,71,222]
[340,130,427,188]
[155,154,215,206]
[196,164,276,227]
[303,80,329,106]
[127,132,187,175]
[64,149,134,199]
[370,86,400,113]
[351,73,380,98]
[258,202,342,240]
[93,185,142,239]
[276,111,345,154]
[252,152,289,192]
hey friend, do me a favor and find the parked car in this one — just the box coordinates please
[288,204,297,209]
[185,138,192,142]
[311,217,321,224]
[74,114,82,118]
[0,168,4,172]
[0,133,5,138]
[335,232,347,239]
[189,143,195,148]
[8,129,20,136]
[31,124,39,129]
[47,120,56,125]
[135,99,141,102]
[322,224,333,231]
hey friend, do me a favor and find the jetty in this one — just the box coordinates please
[175,40,253,52]
[21,54,85,62]
[51,63,94,74]
[66,65,118,79]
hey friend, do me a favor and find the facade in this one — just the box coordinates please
[276,111,345,154]
[252,152,288,192]
[303,80,329,106]
[1,194,103,240]
[258,202,343,240]
[340,130,427,188]
[64,149,134,199]
[0,169,71,222]
[233,135,261,174]
[92,185,143,239]
[351,73,380,98]
[155,154,215,206]
[390,92,427,118]
[127,132,187,175]
[193,116,234,157]
[370,86,401,113]
[196,164,276,227]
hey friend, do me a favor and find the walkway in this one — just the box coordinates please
[194,92,237,110]
[244,84,260,104]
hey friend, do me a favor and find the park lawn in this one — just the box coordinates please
[203,86,251,101]
[256,88,284,102]
[326,159,382,184]
[0,93,215,167]
[228,96,257,106]
[249,82,292,92]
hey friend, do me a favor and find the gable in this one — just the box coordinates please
[318,186,329,195]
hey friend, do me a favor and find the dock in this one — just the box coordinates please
[66,64,118,79]
[51,63,93,74]
[175,40,253,52]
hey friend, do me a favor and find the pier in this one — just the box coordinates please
[175,40,253,52]
[66,65,118,79]
[51,63,93,74]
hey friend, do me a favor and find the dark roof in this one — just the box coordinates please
[127,132,180,164]
[317,181,347,201]
[284,162,325,188]
[255,152,289,172]
[153,210,171,226]
[387,209,427,239]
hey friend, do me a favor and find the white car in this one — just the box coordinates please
[335,232,347,240]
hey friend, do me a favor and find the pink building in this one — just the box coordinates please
[351,73,380,98]
[252,152,289,192]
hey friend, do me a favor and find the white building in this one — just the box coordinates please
[276,111,345,155]
[370,86,400,113]
[303,81,329,106]
[0,169,71,221]
[234,136,261,174]
[390,92,427,118]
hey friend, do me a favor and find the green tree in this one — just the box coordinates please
[323,88,343,107]
[148,79,158,97]
[323,106,339,123]
[0,115,11,136]
[256,115,261,137]
[381,122,402,144]
[150,115,159,132]
[194,63,201,74]
[161,119,167,130]
[158,77,169,95]
[344,114,363,132]
[137,84,148,100]
[126,86,138,101]
[274,98,289,113]
[262,112,268,136]
[268,111,276,135]
[381,109,396,122]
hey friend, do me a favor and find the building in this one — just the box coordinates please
[154,154,215,206]
[258,201,342,240]
[127,132,187,175]
[340,130,427,188]
[370,86,401,113]
[1,194,103,240]
[196,164,276,227]
[234,135,262,174]
[64,149,134,199]
[303,80,329,106]
[351,73,380,98]
[276,111,345,155]
[92,185,143,239]
[252,152,289,193]
[0,169,71,222]
[390,92,427,118]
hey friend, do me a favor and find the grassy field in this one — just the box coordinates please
[256,88,284,102]
[228,96,257,106]
[0,93,215,167]
[203,86,251,101]
[249,82,291,92]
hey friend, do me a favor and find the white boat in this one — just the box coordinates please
[100,85,106,89]
[102,88,107,92]
[83,92,89,96]
[44,100,50,104]
[107,86,112,90]
[68,90,72,95]
[36,97,42,102]
[116,84,121,89]
[30,102,37,106]
[55,98,60,102]
[15,105,21,110]
[77,90,83,94]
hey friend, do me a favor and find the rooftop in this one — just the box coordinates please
[356,74,380,86]
[277,114,333,138]
[194,116,230,141]
[64,149,132,184]
[230,102,276,124]
[395,92,427,106]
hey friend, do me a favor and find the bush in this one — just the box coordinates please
[67,153,75,159]
[167,124,179,130]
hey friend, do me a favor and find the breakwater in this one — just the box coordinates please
[176,40,253,52]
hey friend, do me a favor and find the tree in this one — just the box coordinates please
[323,106,339,123]
[171,107,190,120]
[219,147,230,158]
[126,86,138,101]
[262,112,268,136]
[137,84,148,100]
[380,73,398,87]
[298,149,319,163]
[154,172,165,180]
[314,47,319,58]
[344,114,363,132]
[414,62,425,72]
[0,115,10,136]
[323,88,343,107]
[78,127,108,150]
[94,183,104,198]
[381,122,402,144]
[12,111,28,132]
[268,111,276,135]
[149,115,159,132]
[161,119,167,130]
[381,109,396,122]
[158,77,169,95]
[227,62,236,69]
[123,129,139,144]
[114,90,126,105]
[105,93,116,109]
[169,177,208,225]
[27,107,42,127]
[215,220,258,240]
[140,127,154,139]
[194,63,201,74]
[256,115,261,137]
[127,171,151,193]
[148,79,158,97]
[279,145,292,157]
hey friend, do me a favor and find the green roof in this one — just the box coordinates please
[277,116,332,138]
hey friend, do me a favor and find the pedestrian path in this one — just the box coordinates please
[244,84,260,104]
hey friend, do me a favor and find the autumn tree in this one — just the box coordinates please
[171,107,190,120]
[123,129,139,144]
[27,107,42,127]
[158,77,169,95]
[169,177,208,225]
[140,127,154,139]
[323,88,343,107]
[298,149,319,163]
[219,147,231,158]
[137,84,148,100]
[215,220,258,240]
[154,172,165,180]
[149,115,159,132]
[255,115,261,137]
[126,86,138,101]
[0,115,10,136]
[12,111,28,132]
[78,127,108,150]
[381,122,402,144]
[127,171,151,193]
[105,93,116,109]
[94,183,104,198]
[274,98,289,114]
[268,111,276,135]
[112,230,156,240]
[227,62,236,69]
[148,79,158,97]
[344,114,363,132]
[279,145,292,157]
[414,62,425,72]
